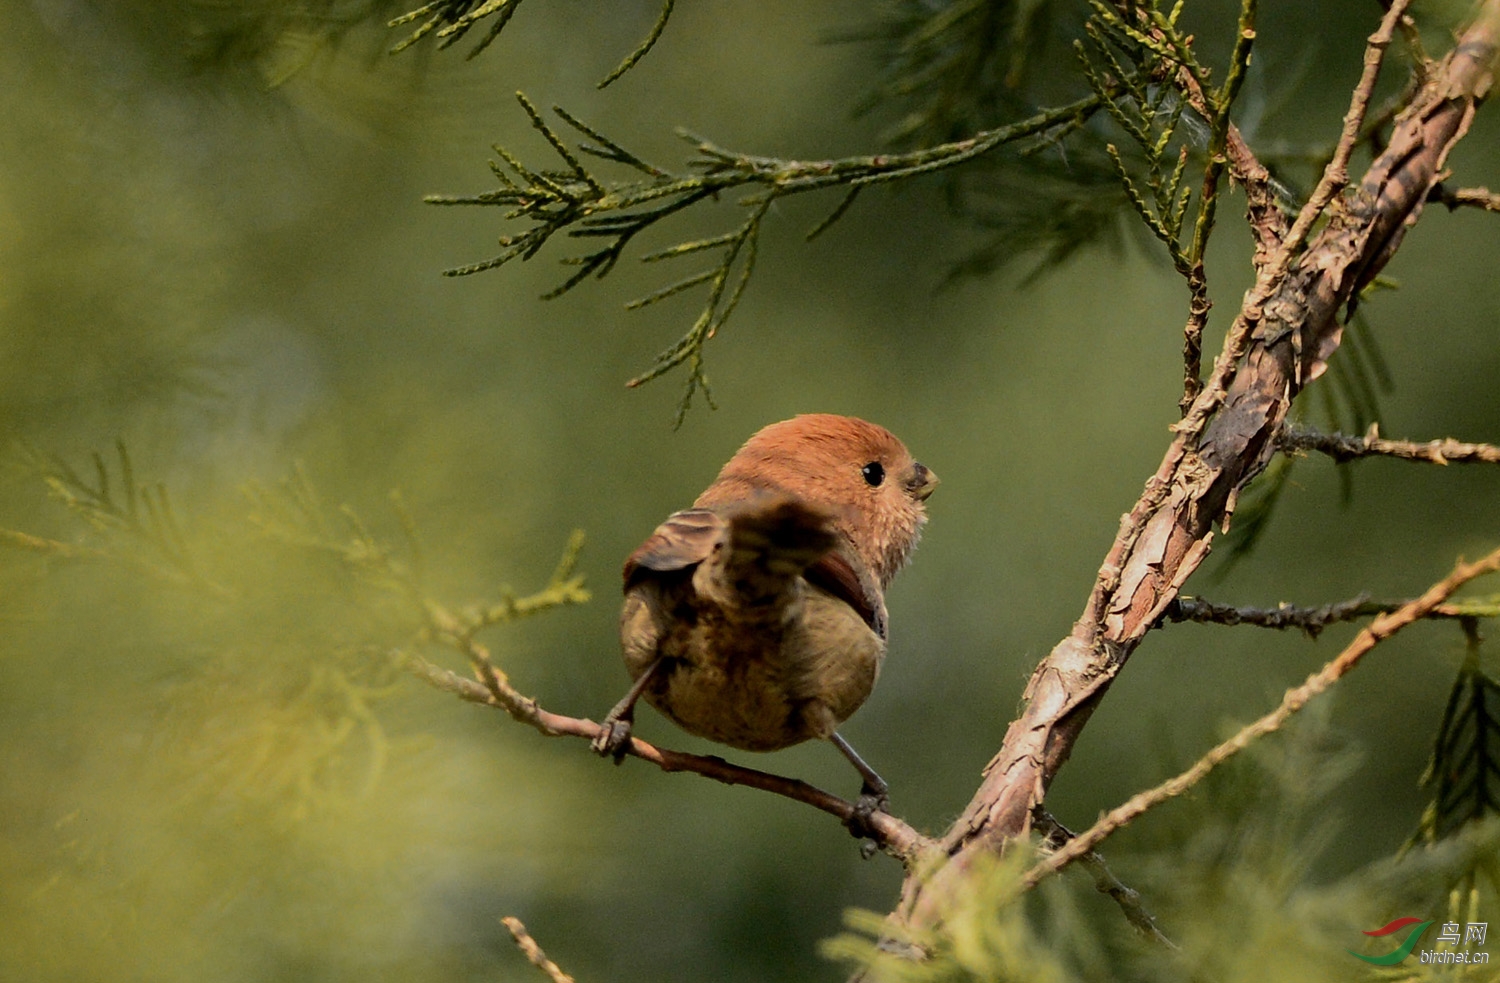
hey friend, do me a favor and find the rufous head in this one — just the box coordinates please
[695,414,937,589]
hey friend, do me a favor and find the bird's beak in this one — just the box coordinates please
[909,462,939,501]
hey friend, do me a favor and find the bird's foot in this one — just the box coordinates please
[844,781,891,852]
[592,662,659,763]
[590,715,634,762]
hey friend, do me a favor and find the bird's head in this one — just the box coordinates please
[696,413,937,589]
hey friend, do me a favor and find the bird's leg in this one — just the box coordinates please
[591,659,661,762]
[831,732,889,842]
[831,731,889,800]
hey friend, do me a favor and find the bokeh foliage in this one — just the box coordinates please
[3,1,1500,981]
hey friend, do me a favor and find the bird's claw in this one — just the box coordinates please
[591,717,634,762]
[844,783,890,848]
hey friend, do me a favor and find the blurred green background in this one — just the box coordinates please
[2,0,1498,980]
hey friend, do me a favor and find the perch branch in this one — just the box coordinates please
[400,650,935,864]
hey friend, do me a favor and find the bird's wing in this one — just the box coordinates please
[622,508,725,588]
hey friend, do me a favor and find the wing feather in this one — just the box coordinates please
[622,508,724,588]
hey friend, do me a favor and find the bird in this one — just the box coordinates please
[592,413,937,831]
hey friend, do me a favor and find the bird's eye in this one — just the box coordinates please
[861,462,885,487]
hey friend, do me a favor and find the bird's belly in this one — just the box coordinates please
[622,585,884,752]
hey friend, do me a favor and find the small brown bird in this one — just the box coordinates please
[593,414,937,827]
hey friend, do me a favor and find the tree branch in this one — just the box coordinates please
[433,91,1109,419]
[1025,545,1500,887]
[1278,423,1500,464]
[1430,183,1500,213]
[1033,811,1177,948]
[400,650,936,864]
[1276,0,1415,263]
[888,0,1500,933]
[1167,591,1500,636]
[502,916,576,983]
[248,479,939,863]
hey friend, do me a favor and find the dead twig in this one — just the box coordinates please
[1430,183,1500,213]
[1033,810,1177,948]
[1167,592,1500,636]
[502,916,576,983]
[1278,423,1500,464]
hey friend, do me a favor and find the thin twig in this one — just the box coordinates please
[436,91,1108,419]
[502,917,576,983]
[1180,264,1210,415]
[1267,75,1422,192]
[1275,0,1413,264]
[1115,0,1281,413]
[1142,9,1287,262]
[1034,811,1177,948]
[1025,544,1500,887]
[1167,593,1500,635]
[1431,184,1500,213]
[0,528,102,558]
[1279,423,1500,464]
[1183,0,1259,271]
[597,0,675,88]
[1167,593,1375,636]
[399,650,936,864]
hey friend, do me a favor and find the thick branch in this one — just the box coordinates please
[1027,546,1500,886]
[891,0,1500,932]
